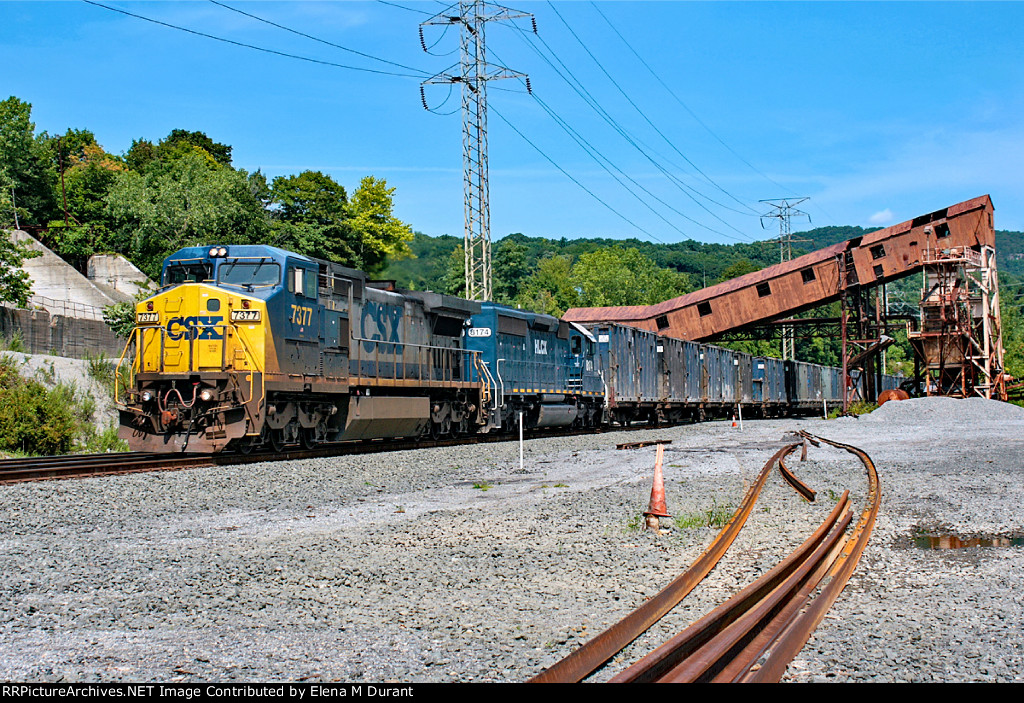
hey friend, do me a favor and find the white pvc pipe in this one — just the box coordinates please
[519,410,524,472]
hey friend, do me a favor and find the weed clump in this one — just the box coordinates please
[674,499,735,530]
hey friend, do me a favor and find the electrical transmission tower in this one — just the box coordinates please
[420,1,534,301]
[760,198,811,360]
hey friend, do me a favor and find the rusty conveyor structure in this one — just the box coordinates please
[565,195,1005,402]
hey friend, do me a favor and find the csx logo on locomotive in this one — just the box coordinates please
[166,316,224,340]
[361,301,404,353]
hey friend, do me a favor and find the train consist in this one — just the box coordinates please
[116,245,901,453]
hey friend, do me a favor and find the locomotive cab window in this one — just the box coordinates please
[164,262,212,286]
[288,266,318,299]
[218,260,280,288]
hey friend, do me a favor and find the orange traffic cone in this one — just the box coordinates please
[644,444,671,530]
[731,414,737,428]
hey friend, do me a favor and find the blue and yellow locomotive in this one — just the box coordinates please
[116,245,607,453]
[118,245,494,452]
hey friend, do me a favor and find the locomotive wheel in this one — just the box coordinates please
[237,435,259,455]
[300,427,318,450]
[270,428,287,453]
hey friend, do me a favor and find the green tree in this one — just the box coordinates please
[492,237,530,303]
[125,138,157,172]
[1001,300,1024,379]
[441,244,466,297]
[514,254,578,316]
[716,259,760,284]
[570,245,691,308]
[271,170,348,225]
[105,150,269,277]
[156,129,233,167]
[345,176,413,274]
[0,97,56,225]
[0,233,39,308]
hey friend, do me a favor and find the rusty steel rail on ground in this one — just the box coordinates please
[530,432,880,683]
[616,439,673,450]
[0,452,217,483]
[529,442,802,683]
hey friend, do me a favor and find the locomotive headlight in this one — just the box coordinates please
[200,389,215,402]
[141,391,153,402]
[209,248,219,257]
[217,247,227,257]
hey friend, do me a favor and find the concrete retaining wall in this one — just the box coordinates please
[0,304,126,359]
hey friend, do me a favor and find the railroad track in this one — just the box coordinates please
[530,431,880,683]
[0,421,656,485]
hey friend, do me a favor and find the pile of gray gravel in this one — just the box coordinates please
[1,396,1022,683]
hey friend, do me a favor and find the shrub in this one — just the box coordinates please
[0,356,77,455]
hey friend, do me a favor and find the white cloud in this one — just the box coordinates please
[869,208,894,225]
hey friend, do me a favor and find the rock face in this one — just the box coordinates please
[0,397,1022,683]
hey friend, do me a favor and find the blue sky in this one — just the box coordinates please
[4,1,1024,246]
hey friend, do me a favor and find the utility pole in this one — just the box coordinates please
[420,1,533,302]
[760,198,811,360]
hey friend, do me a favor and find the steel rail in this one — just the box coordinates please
[0,453,216,483]
[778,456,816,502]
[529,442,800,683]
[609,492,851,683]
[0,417,716,486]
[742,431,881,682]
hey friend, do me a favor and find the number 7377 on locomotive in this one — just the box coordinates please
[116,245,605,453]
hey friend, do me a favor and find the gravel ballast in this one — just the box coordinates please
[1,396,1022,683]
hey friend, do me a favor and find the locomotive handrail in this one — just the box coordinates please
[349,335,477,385]
[113,327,137,406]
[227,320,264,415]
[474,356,496,411]
[495,358,506,412]
[118,321,262,411]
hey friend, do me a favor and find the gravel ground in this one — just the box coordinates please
[1,396,1022,683]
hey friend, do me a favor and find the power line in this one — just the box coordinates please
[209,0,430,76]
[376,0,435,16]
[491,105,661,243]
[504,26,756,240]
[83,0,426,79]
[546,2,759,216]
[588,2,789,199]
[511,75,752,244]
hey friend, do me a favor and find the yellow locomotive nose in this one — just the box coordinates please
[133,285,266,375]
[118,283,268,452]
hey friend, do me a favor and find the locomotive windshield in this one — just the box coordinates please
[217,260,281,289]
[163,261,213,286]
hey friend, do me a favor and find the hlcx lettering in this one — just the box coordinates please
[167,316,224,340]
[361,301,404,354]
